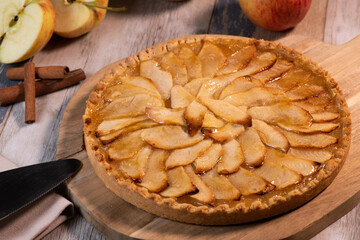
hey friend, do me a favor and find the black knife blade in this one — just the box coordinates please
[0,158,82,220]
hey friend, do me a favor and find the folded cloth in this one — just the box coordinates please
[0,155,74,240]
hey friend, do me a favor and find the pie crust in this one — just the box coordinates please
[83,35,351,225]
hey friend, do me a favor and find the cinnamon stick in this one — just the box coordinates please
[24,62,36,124]
[0,69,86,106]
[6,66,69,80]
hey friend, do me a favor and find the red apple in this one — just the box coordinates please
[238,0,312,31]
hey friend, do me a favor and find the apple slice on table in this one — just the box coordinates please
[51,0,109,38]
[0,0,55,63]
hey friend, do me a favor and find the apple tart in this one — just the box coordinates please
[83,35,351,225]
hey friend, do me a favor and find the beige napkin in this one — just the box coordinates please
[0,155,74,240]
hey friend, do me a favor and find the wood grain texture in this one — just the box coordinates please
[55,35,360,240]
[324,0,360,45]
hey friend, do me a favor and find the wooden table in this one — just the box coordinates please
[0,0,359,239]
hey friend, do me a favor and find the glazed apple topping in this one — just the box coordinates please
[237,127,266,167]
[160,166,196,198]
[140,60,173,100]
[176,46,203,80]
[88,38,344,205]
[170,85,195,108]
[197,41,226,77]
[218,76,260,100]
[216,44,256,76]
[165,139,213,170]
[145,107,186,126]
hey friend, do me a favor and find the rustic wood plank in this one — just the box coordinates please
[324,0,360,45]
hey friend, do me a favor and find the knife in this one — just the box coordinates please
[0,158,82,221]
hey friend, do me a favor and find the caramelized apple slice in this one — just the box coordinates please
[184,100,208,136]
[160,51,188,86]
[177,46,203,80]
[265,148,317,176]
[265,69,311,90]
[145,107,185,126]
[196,74,238,99]
[228,167,269,195]
[198,97,251,126]
[203,123,245,142]
[251,60,293,83]
[170,85,195,108]
[97,115,148,136]
[288,148,332,163]
[292,101,325,114]
[248,103,312,126]
[142,125,204,150]
[100,120,158,145]
[253,162,301,189]
[237,127,266,167]
[99,94,164,120]
[160,166,195,198]
[311,112,339,122]
[224,87,277,107]
[217,45,256,75]
[108,130,145,161]
[285,85,325,100]
[277,122,340,134]
[103,84,159,101]
[184,165,215,204]
[117,76,161,97]
[305,92,333,107]
[184,77,210,96]
[200,168,241,200]
[219,76,259,100]
[166,140,213,169]
[278,128,338,148]
[237,52,277,76]
[252,119,289,152]
[217,139,244,174]
[197,41,226,77]
[114,146,152,180]
[140,60,173,99]
[202,111,225,128]
[140,150,169,192]
[193,143,222,173]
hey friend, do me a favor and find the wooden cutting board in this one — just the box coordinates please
[57,35,360,240]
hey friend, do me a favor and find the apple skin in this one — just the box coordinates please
[52,0,109,38]
[238,0,312,31]
[0,0,55,63]
[22,0,55,61]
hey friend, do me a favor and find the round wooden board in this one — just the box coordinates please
[57,35,360,240]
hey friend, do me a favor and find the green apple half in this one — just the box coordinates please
[0,0,55,63]
[51,0,109,38]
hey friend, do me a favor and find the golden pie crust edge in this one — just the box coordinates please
[83,34,351,225]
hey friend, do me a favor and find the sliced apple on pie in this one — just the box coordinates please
[84,36,350,226]
[140,60,173,100]
[142,125,204,150]
[197,41,226,77]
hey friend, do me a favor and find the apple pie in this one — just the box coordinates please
[83,35,351,225]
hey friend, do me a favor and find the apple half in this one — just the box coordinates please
[51,0,109,38]
[0,0,55,63]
